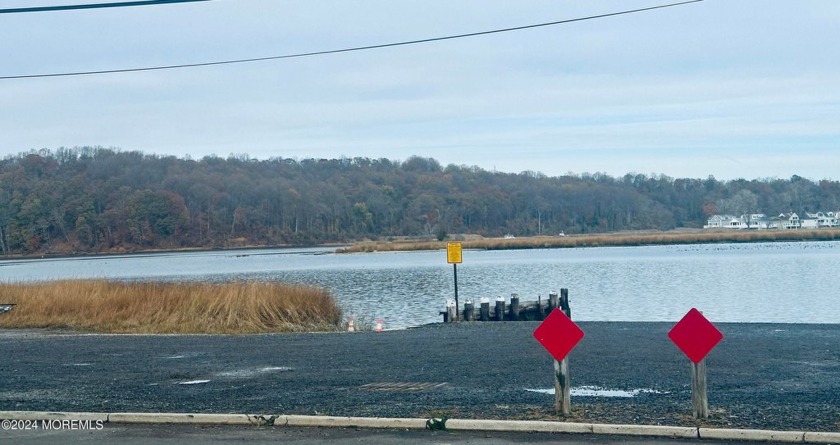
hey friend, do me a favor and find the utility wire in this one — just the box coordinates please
[0,0,210,14]
[1,0,702,80]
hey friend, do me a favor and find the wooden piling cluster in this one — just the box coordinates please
[441,288,570,323]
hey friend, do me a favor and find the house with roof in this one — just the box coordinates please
[705,212,806,230]
[703,214,741,229]
[704,214,769,229]
[779,213,801,229]
[803,212,839,228]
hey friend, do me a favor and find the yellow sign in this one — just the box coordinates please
[446,242,462,264]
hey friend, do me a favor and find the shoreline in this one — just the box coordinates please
[339,228,840,253]
[2,228,840,261]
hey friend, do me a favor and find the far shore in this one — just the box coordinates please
[2,228,839,261]
[339,228,840,253]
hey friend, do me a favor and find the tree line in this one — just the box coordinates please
[1,147,838,255]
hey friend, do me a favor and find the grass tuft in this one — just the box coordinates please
[0,280,343,334]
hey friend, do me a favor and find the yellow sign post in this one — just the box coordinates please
[446,242,462,264]
[446,242,462,321]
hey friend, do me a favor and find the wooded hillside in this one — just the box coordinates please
[1,147,838,255]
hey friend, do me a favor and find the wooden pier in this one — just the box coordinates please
[441,289,570,322]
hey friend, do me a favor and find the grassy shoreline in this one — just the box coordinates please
[338,228,840,253]
[0,280,343,334]
[4,229,839,261]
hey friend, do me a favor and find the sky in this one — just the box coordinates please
[1,0,838,181]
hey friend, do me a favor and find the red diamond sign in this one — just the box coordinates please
[668,308,723,364]
[533,309,585,362]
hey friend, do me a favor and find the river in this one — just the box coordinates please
[1,241,838,328]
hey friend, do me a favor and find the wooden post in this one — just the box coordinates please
[509,294,520,321]
[554,357,571,415]
[479,299,490,321]
[464,300,475,321]
[446,300,456,323]
[556,292,573,416]
[691,359,709,419]
[549,292,558,311]
[494,297,505,321]
[560,288,570,318]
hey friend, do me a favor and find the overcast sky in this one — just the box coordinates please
[1,0,838,180]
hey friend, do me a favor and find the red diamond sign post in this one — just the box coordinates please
[533,308,584,415]
[668,308,724,419]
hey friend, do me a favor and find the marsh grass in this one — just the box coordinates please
[0,280,343,334]
[338,229,840,253]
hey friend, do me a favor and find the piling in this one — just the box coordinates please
[464,300,475,321]
[509,293,520,321]
[494,297,505,321]
[446,300,457,323]
[560,288,570,318]
[439,291,571,323]
[479,298,490,321]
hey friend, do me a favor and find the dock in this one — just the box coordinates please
[441,289,570,322]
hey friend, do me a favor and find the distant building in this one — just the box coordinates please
[803,211,839,228]
[703,214,764,229]
[762,213,800,230]
[702,211,840,230]
[703,214,742,229]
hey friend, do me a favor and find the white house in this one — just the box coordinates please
[704,214,767,229]
[704,212,811,230]
[801,213,819,229]
[804,212,839,228]
[704,215,741,229]
[777,213,800,229]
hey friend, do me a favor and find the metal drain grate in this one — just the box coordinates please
[359,382,447,392]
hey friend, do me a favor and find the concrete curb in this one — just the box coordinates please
[699,427,807,442]
[108,412,256,425]
[804,432,840,444]
[445,419,594,434]
[592,423,698,438]
[284,415,427,429]
[1,411,838,443]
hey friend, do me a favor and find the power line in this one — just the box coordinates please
[0,0,210,14]
[1,0,703,80]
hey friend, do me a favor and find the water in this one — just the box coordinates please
[525,386,667,398]
[2,241,839,328]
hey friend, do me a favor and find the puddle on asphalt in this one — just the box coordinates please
[158,352,208,360]
[170,366,293,385]
[215,366,293,378]
[525,386,667,397]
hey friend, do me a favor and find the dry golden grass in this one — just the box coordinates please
[0,280,343,334]
[338,229,840,253]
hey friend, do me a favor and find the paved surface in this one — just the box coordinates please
[1,322,839,432]
[0,424,778,445]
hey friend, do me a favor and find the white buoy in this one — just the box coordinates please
[347,317,355,332]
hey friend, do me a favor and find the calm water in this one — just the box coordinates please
[2,242,839,328]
